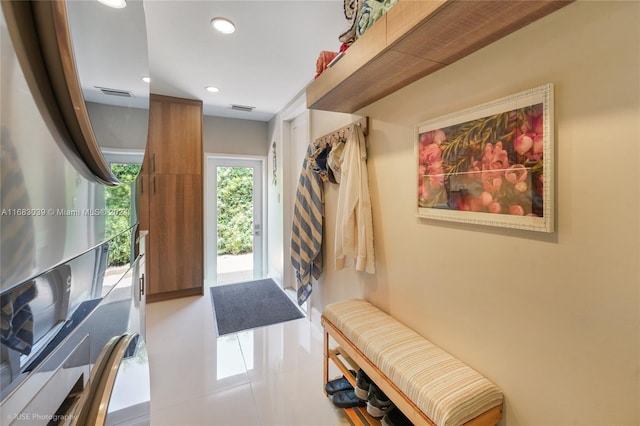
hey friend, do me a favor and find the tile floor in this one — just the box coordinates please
[145,287,350,426]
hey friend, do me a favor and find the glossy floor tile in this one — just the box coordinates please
[146,290,350,426]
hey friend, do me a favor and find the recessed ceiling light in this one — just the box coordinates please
[211,17,235,34]
[97,0,127,9]
[142,76,150,83]
[206,86,220,93]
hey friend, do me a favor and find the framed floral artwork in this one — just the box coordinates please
[416,84,554,232]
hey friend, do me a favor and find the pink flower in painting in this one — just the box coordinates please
[418,145,430,164]
[515,109,544,160]
[427,160,443,175]
[514,134,533,156]
[482,142,509,173]
[479,191,493,207]
[519,110,543,136]
[477,142,508,194]
[514,182,528,193]
[418,130,449,203]
[419,132,444,168]
[505,164,528,184]
[488,202,502,214]
[419,129,446,147]
[509,205,525,216]
[433,129,446,145]
[530,134,544,160]
[482,173,503,193]
[424,143,443,164]
[420,131,434,146]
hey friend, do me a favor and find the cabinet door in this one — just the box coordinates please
[147,94,203,175]
[147,174,203,296]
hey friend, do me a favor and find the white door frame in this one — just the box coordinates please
[205,155,265,285]
[280,93,310,313]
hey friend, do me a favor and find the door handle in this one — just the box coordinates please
[139,274,145,299]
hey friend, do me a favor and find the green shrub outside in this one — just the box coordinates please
[217,167,253,255]
[106,164,140,266]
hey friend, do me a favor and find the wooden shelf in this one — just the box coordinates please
[306,0,573,113]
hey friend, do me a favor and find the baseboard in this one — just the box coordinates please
[310,304,323,329]
[146,287,203,303]
[280,285,323,330]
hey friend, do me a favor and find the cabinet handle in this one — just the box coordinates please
[152,154,156,172]
[139,274,145,299]
[153,176,156,194]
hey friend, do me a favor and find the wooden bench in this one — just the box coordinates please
[322,299,503,426]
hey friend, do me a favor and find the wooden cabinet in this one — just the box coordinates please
[141,94,204,303]
[306,0,572,113]
[147,95,202,175]
[148,174,203,296]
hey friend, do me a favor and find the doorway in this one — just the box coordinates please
[206,157,264,286]
[101,149,144,281]
[282,111,310,311]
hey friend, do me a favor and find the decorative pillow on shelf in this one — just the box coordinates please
[339,0,363,45]
[356,0,398,38]
[338,0,398,45]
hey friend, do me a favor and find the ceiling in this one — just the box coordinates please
[67,0,347,122]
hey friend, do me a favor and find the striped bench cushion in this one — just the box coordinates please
[323,299,503,426]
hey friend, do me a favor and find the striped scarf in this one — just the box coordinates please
[291,145,324,305]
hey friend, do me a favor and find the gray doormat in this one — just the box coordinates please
[210,279,305,336]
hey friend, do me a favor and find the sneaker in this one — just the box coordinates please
[367,383,395,418]
[381,409,412,426]
[354,369,372,400]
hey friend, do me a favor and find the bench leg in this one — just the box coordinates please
[323,327,329,391]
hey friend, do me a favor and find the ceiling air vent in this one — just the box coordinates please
[96,86,133,97]
[230,104,255,112]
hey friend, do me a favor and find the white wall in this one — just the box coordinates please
[296,2,639,424]
[203,115,267,156]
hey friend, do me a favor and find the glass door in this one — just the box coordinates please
[206,157,264,286]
